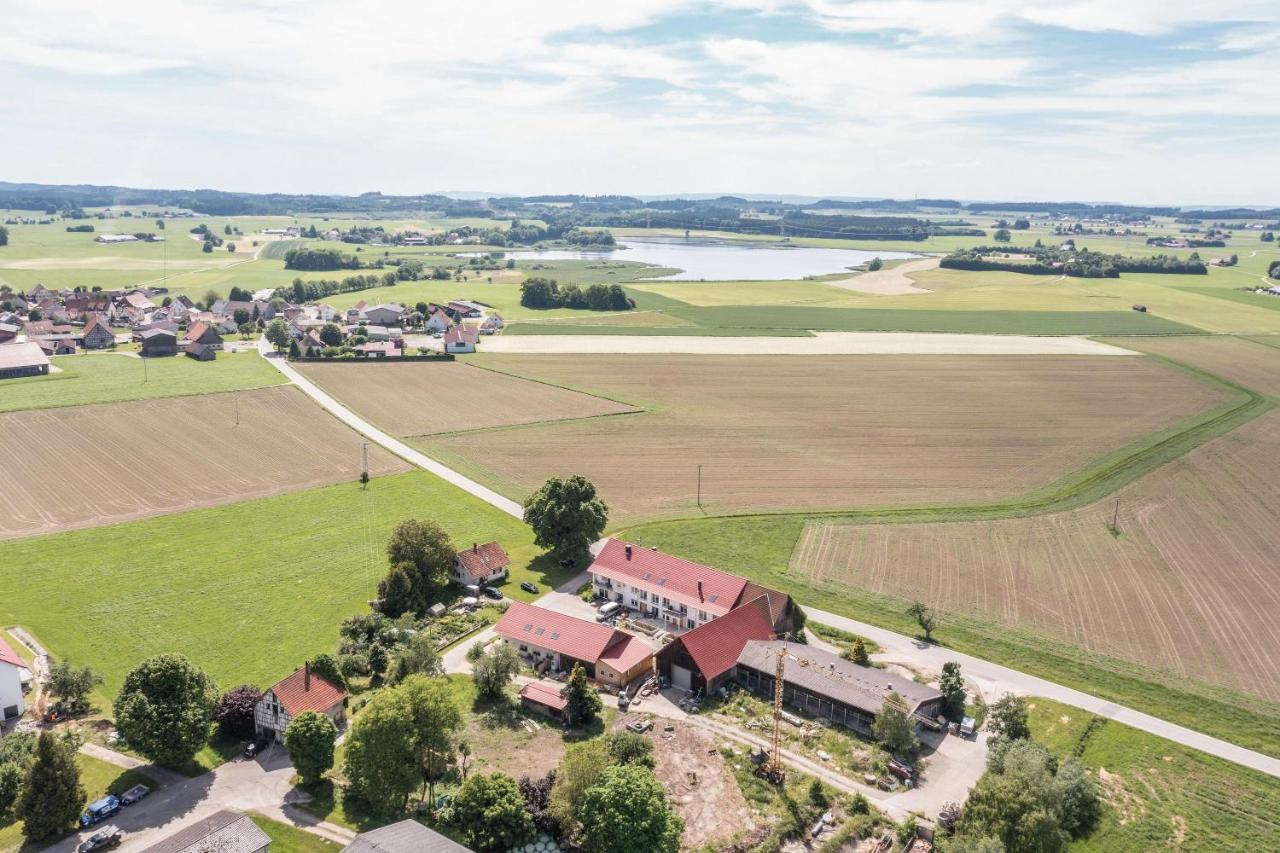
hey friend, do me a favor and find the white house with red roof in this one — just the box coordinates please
[453,541,511,586]
[443,326,477,354]
[0,635,31,727]
[253,663,347,743]
[495,601,652,688]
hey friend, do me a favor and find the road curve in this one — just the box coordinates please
[254,338,1280,780]
[804,605,1280,780]
[254,338,523,518]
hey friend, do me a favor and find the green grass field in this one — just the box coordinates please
[1026,698,1280,851]
[0,351,284,412]
[250,814,340,852]
[0,470,571,703]
[0,754,158,851]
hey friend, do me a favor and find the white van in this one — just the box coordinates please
[596,601,622,622]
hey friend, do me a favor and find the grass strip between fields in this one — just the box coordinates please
[615,357,1280,757]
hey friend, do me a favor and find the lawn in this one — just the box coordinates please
[1026,698,1280,851]
[249,813,340,852]
[0,754,159,851]
[0,470,571,704]
[0,351,284,412]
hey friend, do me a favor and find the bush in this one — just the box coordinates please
[215,685,263,737]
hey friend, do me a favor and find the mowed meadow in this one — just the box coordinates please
[413,353,1231,523]
[0,471,537,699]
[0,385,408,538]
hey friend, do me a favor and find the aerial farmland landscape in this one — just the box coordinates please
[1,3,1279,852]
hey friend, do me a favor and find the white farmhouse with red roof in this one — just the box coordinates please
[253,663,347,743]
[495,601,653,688]
[452,541,511,586]
[0,635,31,728]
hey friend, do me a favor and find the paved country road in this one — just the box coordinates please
[255,337,1280,781]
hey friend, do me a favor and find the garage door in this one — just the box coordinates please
[671,665,692,691]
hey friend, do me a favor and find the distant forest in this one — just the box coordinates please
[940,246,1208,278]
[0,181,1275,225]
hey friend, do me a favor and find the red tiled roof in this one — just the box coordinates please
[519,680,568,711]
[0,635,27,669]
[83,317,111,338]
[598,634,652,674]
[496,601,619,664]
[739,581,791,629]
[677,596,775,682]
[456,541,511,579]
[590,539,747,618]
[444,326,478,344]
[267,667,346,717]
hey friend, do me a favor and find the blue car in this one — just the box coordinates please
[80,795,121,827]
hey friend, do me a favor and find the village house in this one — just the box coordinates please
[425,307,452,333]
[361,324,402,342]
[185,342,216,361]
[343,819,472,853]
[735,640,945,735]
[139,328,179,357]
[0,635,31,730]
[183,321,224,351]
[443,326,478,353]
[354,340,402,358]
[122,290,156,311]
[300,330,325,355]
[588,538,797,635]
[138,809,270,853]
[0,342,51,379]
[479,313,503,335]
[81,316,115,349]
[446,300,484,319]
[37,338,77,356]
[494,601,653,688]
[0,322,19,344]
[452,541,511,586]
[656,595,777,694]
[253,663,347,743]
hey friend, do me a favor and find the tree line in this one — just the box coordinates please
[520,277,634,311]
[941,246,1207,278]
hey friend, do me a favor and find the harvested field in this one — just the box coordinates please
[623,715,756,850]
[293,360,637,437]
[791,411,1280,702]
[0,385,408,538]
[1102,335,1280,398]
[826,257,939,295]
[415,354,1227,523]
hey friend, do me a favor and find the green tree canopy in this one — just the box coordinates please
[285,710,338,786]
[17,732,85,841]
[452,772,535,852]
[550,739,613,835]
[472,642,521,701]
[565,662,602,727]
[988,695,1031,741]
[872,690,918,758]
[264,318,291,352]
[579,763,683,853]
[380,519,456,615]
[47,659,103,712]
[939,661,966,723]
[523,475,608,556]
[114,653,217,767]
[603,731,655,768]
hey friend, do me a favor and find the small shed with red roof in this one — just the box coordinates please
[655,596,775,694]
[518,681,568,721]
[253,662,347,743]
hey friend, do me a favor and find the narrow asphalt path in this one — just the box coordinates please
[804,606,1280,780]
[254,337,1280,780]
[255,338,523,518]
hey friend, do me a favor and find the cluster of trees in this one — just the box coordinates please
[283,247,370,271]
[1147,236,1225,248]
[378,518,458,618]
[1269,260,1280,279]
[519,277,633,311]
[64,224,95,233]
[1262,232,1275,242]
[0,225,7,246]
[190,223,225,252]
[941,246,1207,277]
[944,696,1100,852]
[0,730,86,841]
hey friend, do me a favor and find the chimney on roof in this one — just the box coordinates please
[624,544,632,560]
[697,580,703,601]
[304,662,311,692]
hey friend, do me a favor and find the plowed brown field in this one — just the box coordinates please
[1103,335,1280,398]
[413,354,1229,523]
[293,360,637,436]
[0,385,408,538]
[791,411,1280,701]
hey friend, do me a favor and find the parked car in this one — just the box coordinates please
[463,584,481,598]
[481,586,503,601]
[959,716,976,738]
[887,759,914,782]
[75,825,123,853]
[460,596,479,610]
[120,784,150,806]
[520,581,539,594]
[558,557,577,568]
[595,601,622,622]
[80,795,121,827]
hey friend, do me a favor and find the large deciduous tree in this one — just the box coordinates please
[264,318,291,352]
[451,772,535,852]
[988,695,1031,741]
[46,659,103,713]
[578,764,683,853]
[872,691,918,758]
[285,710,338,786]
[523,475,608,557]
[939,661,967,723]
[564,663,601,727]
[17,732,85,841]
[549,740,613,837]
[113,654,218,768]
[379,519,455,615]
[471,642,521,701]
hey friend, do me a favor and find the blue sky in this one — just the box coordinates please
[2,0,1278,205]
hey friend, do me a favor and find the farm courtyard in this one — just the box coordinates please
[409,353,1231,523]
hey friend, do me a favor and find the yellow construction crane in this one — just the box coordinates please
[758,634,790,784]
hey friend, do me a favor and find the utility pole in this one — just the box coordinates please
[1111,498,1120,534]
[360,441,370,490]
[142,355,148,383]
[234,392,240,427]
[696,464,702,509]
